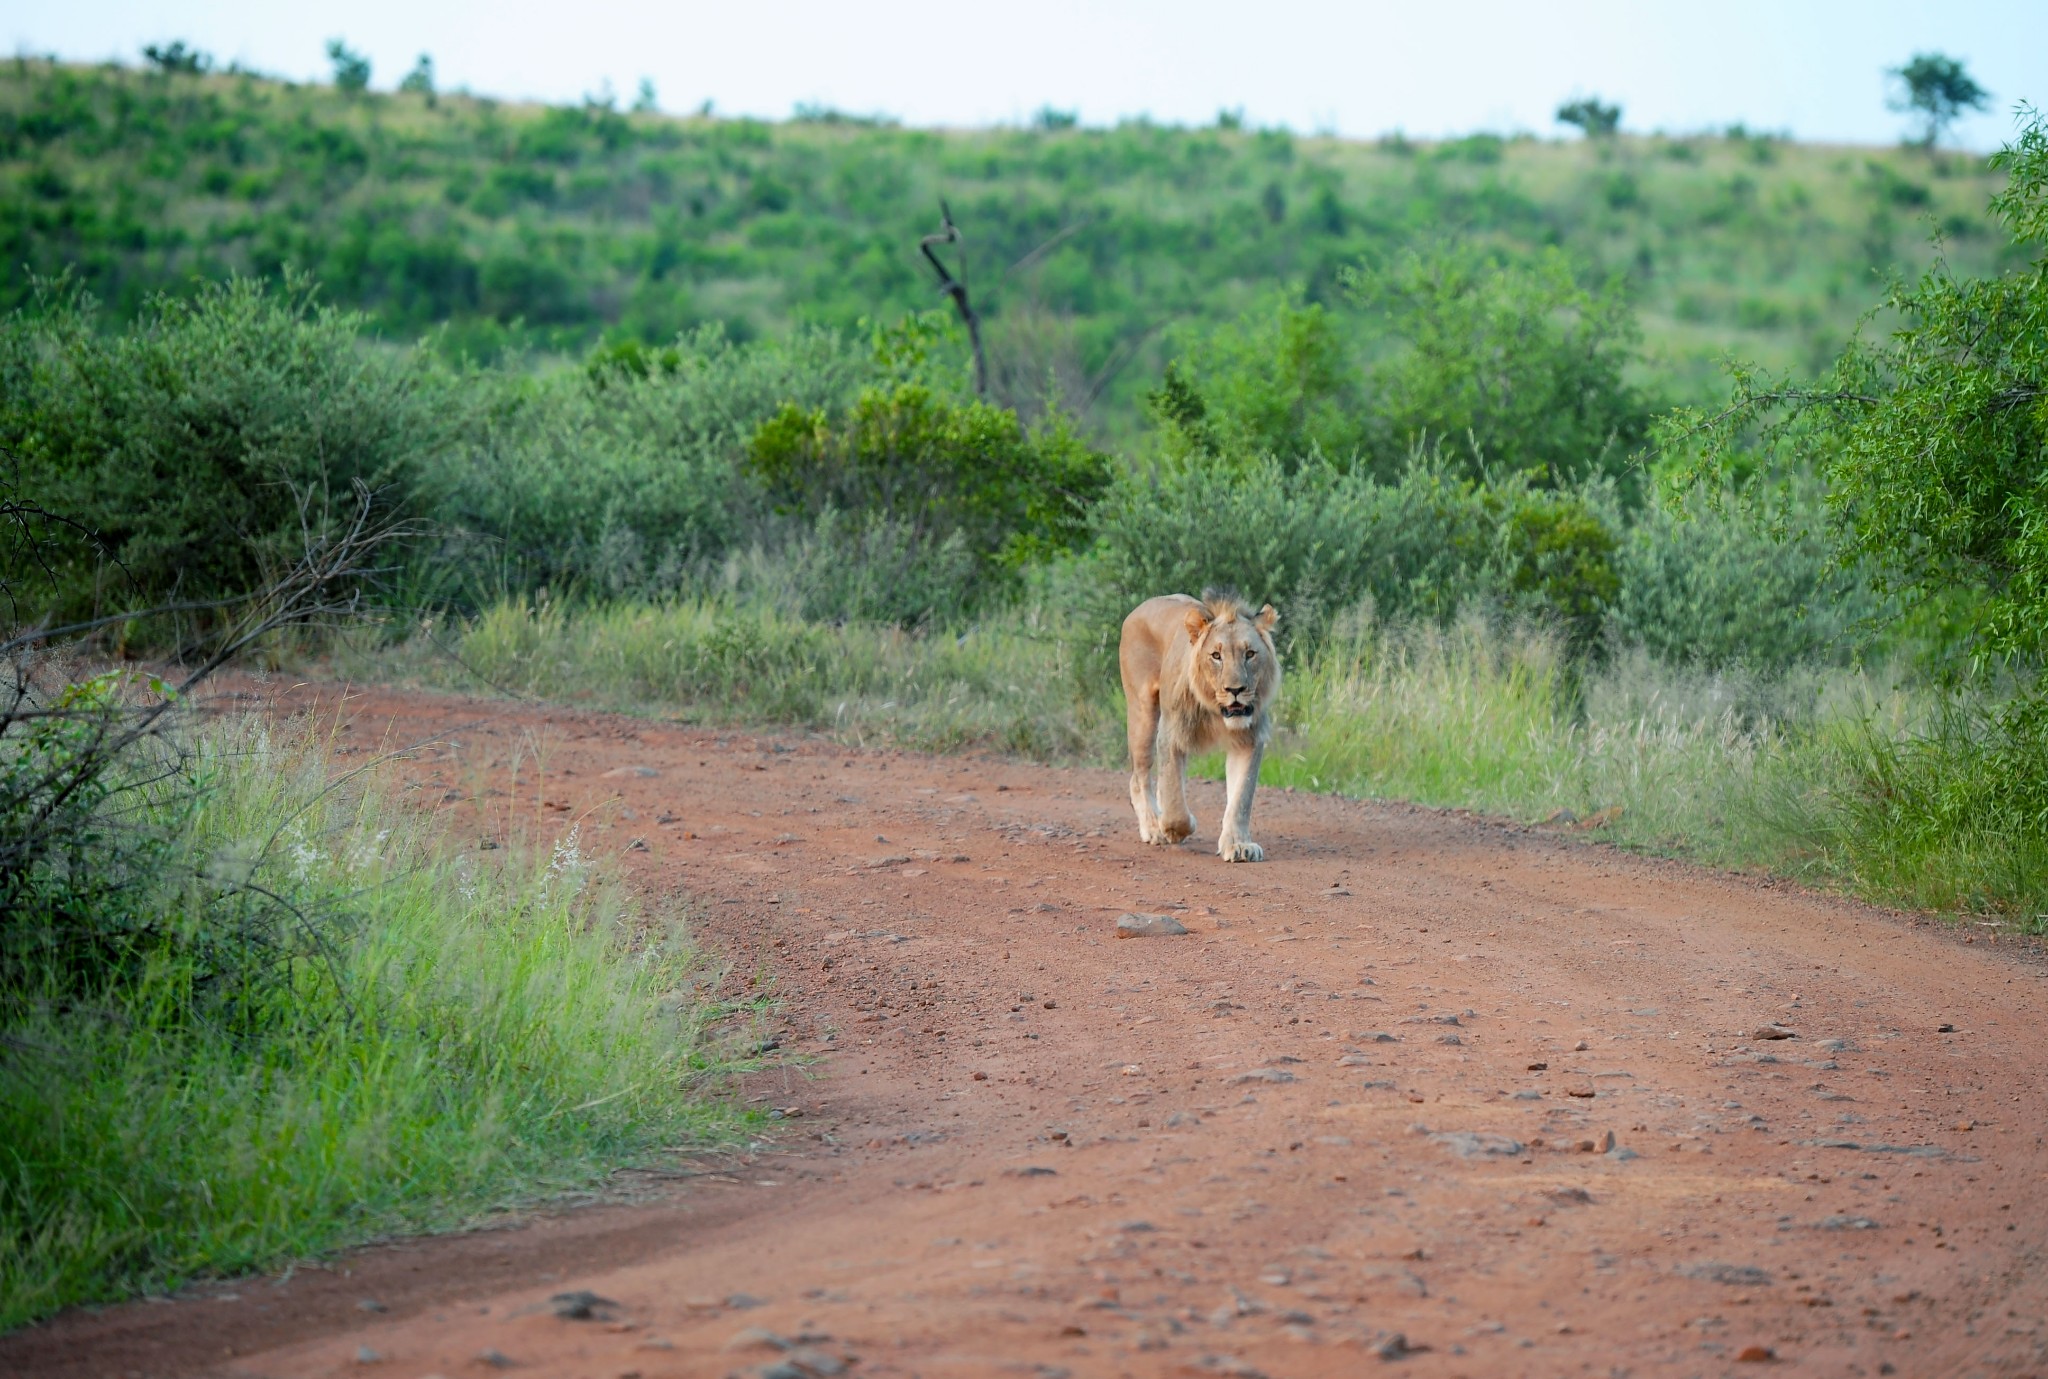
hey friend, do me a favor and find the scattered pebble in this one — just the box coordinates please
[1430,1131,1526,1158]
[1680,1262,1773,1287]
[1116,912,1190,938]
[1376,1332,1429,1359]
[355,1346,383,1364]
[549,1290,618,1320]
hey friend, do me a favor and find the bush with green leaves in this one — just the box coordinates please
[1668,111,2047,681]
[1146,296,1366,465]
[421,323,869,601]
[1665,109,2048,908]
[1084,449,1622,653]
[1345,242,1651,484]
[0,275,441,622]
[746,380,1109,584]
[1605,482,1882,672]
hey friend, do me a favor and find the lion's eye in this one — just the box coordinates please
[1246,648,1257,659]
[1211,650,1222,661]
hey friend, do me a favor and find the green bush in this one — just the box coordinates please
[0,275,442,622]
[1085,451,1621,651]
[1345,242,1651,484]
[1606,485,1881,671]
[421,324,869,600]
[746,380,1109,578]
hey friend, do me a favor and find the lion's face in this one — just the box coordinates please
[1185,601,1279,730]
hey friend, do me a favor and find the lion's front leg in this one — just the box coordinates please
[1216,738,1265,862]
[1155,738,1196,843]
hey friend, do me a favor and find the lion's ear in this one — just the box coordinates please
[1255,604,1279,634]
[1183,605,1212,644]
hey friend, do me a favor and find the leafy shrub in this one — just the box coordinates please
[422,324,868,601]
[1607,486,1880,671]
[1345,242,1651,484]
[0,275,441,622]
[1085,450,1621,652]
[1147,296,1365,465]
[746,382,1109,576]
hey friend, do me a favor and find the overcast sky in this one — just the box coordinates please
[12,1,2043,149]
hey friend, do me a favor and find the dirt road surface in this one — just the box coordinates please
[8,684,2048,1379]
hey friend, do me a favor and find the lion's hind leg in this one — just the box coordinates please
[1155,733,1197,844]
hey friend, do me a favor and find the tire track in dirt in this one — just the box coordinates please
[7,683,2047,1378]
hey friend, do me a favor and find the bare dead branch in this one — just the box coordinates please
[919,200,989,397]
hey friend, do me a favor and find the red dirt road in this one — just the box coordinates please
[8,684,2048,1379]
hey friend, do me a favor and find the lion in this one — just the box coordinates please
[1119,592,1280,862]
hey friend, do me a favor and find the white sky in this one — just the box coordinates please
[10,0,2044,149]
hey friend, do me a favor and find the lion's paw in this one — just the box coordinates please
[1218,836,1265,863]
[1159,814,1196,844]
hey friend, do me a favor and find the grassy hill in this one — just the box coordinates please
[0,55,2017,439]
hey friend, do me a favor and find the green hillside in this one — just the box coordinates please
[0,55,2015,437]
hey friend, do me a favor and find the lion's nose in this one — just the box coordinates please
[1226,685,1248,697]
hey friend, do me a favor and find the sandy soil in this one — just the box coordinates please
[7,683,2047,1379]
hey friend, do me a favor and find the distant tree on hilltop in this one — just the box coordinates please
[1557,97,1621,138]
[398,54,435,102]
[1889,53,1988,149]
[326,39,370,95]
[142,41,210,75]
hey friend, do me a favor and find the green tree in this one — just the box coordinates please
[747,384,1108,574]
[1556,97,1621,138]
[1664,110,2047,673]
[140,41,210,76]
[398,54,435,101]
[1888,53,1989,149]
[326,39,371,95]
[1346,243,1650,485]
[1148,296,1362,467]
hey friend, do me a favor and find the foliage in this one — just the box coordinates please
[1344,243,1651,484]
[1606,481,1883,671]
[1147,296,1364,465]
[140,43,210,77]
[1084,450,1622,652]
[1,717,740,1327]
[0,275,440,622]
[1556,97,1621,138]
[325,40,370,96]
[1888,53,1989,149]
[423,323,868,602]
[398,55,435,102]
[1666,111,2048,676]
[0,60,2007,440]
[746,382,1110,581]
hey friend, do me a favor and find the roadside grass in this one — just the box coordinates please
[377,595,1121,762]
[0,716,746,1330]
[1244,613,1887,871]
[371,596,2046,928]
